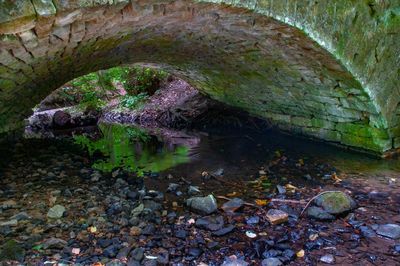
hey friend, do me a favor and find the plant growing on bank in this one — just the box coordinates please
[125,67,168,96]
[64,65,168,111]
[119,93,149,110]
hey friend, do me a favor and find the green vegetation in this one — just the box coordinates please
[74,123,189,175]
[120,92,149,109]
[65,65,168,111]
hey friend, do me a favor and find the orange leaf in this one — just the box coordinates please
[255,199,269,206]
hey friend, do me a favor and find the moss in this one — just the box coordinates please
[0,240,25,262]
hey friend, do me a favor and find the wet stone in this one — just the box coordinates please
[376,224,400,239]
[320,254,335,264]
[187,247,203,258]
[212,225,235,236]
[196,215,224,231]
[188,186,201,195]
[10,212,30,221]
[261,258,283,266]
[266,209,288,225]
[186,195,218,215]
[359,226,377,238]
[246,216,260,225]
[43,238,67,249]
[221,198,244,213]
[175,229,188,239]
[314,191,356,214]
[167,183,179,192]
[221,256,249,266]
[307,206,335,220]
[130,247,144,261]
[47,205,66,219]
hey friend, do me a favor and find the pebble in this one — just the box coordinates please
[47,205,66,219]
[10,212,30,221]
[42,238,67,249]
[266,209,288,225]
[246,216,260,225]
[261,258,282,266]
[186,195,218,215]
[221,198,244,213]
[196,215,224,231]
[221,256,249,266]
[320,254,335,264]
[188,186,201,195]
[212,225,235,236]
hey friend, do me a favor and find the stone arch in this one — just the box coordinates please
[0,0,399,154]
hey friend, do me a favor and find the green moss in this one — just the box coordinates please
[0,240,25,262]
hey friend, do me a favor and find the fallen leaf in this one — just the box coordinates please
[227,192,239,197]
[255,199,269,206]
[88,226,97,233]
[297,249,305,258]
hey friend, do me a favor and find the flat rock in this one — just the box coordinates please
[186,195,217,215]
[221,198,244,213]
[314,191,356,214]
[212,225,235,236]
[376,224,400,239]
[196,215,224,231]
[1,200,17,210]
[266,209,288,225]
[261,258,283,266]
[320,254,335,264]
[42,237,67,249]
[47,204,66,219]
[221,256,248,266]
[0,219,18,227]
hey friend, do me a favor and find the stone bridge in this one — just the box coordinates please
[0,0,399,155]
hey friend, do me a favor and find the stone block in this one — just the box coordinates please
[55,10,83,27]
[31,0,57,17]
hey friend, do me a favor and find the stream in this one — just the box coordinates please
[1,122,400,265]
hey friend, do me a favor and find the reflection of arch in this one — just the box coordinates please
[0,0,399,154]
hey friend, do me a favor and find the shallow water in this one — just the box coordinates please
[1,123,400,265]
[73,122,400,179]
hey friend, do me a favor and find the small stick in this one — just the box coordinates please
[216,196,306,207]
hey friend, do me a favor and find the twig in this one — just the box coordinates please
[299,190,340,216]
[216,196,306,207]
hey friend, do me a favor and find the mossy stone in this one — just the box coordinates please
[314,191,357,215]
[0,240,25,262]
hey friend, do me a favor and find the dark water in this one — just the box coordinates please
[73,122,400,179]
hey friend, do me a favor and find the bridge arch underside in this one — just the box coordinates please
[0,1,399,155]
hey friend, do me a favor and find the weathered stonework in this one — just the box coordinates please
[0,0,399,154]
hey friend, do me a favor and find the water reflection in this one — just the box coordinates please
[74,123,194,175]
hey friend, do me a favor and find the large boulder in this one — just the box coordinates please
[314,191,356,215]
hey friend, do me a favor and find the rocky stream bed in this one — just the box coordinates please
[1,133,400,265]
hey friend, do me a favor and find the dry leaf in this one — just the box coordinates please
[255,199,269,206]
[296,249,305,258]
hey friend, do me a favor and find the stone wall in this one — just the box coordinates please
[0,0,399,154]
